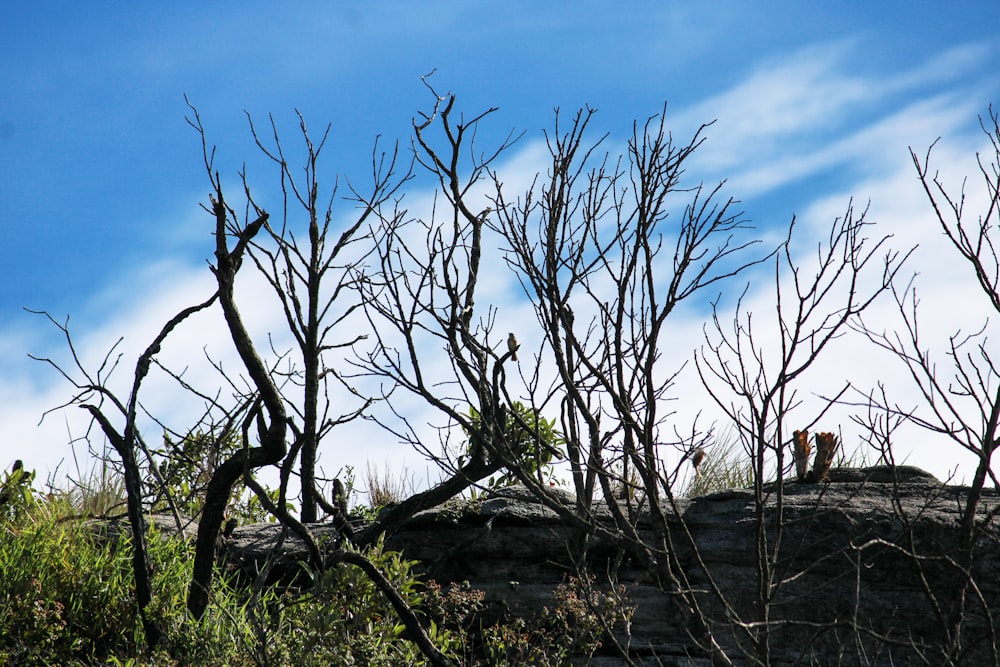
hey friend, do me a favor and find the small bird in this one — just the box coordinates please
[691,447,706,478]
[507,332,519,362]
[12,460,23,473]
[222,517,238,539]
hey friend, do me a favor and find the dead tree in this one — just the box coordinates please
[357,86,781,661]
[489,104,778,664]
[29,297,217,650]
[184,186,288,620]
[696,204,906,662]
[493,105,764,513]
[183,103,456,665]
[243,111,408,523]
[351,81,547,544]
[176,100,329,620]
[852,105,1000,662]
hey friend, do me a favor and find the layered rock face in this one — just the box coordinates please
[224,467,1000,665]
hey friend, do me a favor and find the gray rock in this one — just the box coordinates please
[86,512,199,544]
[220,467,1000,665]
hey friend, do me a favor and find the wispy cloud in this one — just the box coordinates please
[672,41,994,200]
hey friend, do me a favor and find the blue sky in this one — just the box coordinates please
[2,2,999,489]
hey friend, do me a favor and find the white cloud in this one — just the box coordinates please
[0,138,550,497]
[674,99,998,484]
[671,41,993,200]
[621,39,1000,484]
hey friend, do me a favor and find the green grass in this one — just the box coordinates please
[0,500,444,665]
[1,460,638,666]
[680,427,876,497]
[680,428,754,498]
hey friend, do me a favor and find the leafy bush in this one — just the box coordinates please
[0,492,257,666]
[422,580,487,662]
[482,576,634,666]
[463,401,565,491]
[1,469,632,666]
[248,538,449,666]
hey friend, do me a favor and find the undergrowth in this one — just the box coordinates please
[0,465,634,666]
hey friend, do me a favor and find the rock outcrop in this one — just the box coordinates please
[222,466,1000,665]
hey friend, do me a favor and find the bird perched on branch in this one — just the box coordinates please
[507,332,519,362]
[690,447,706,478]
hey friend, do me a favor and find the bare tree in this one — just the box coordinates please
[242,111,408,523]
[852,106,1000,661]
[29,295,216,649]
[354,82,801,661]
[181,104,457,665]
[696,204,906,662]
[493,105,763,511]
[351,82,533,544]
[490,105,779,663]
[385,87,922,663]
[182,114,289,618]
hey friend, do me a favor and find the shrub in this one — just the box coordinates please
[482,576,634,666]
[260,538,446,666]
[0,499,141,664]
